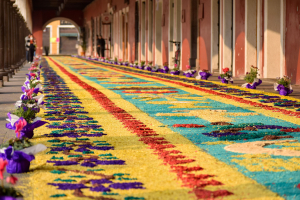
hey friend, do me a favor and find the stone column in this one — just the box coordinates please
[8,0,14,75]
[2,0,10,82]
[5,0,12,77]
[0,0,7,84]
[11,2,15,72]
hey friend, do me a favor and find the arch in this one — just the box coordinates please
[42,17,81,34]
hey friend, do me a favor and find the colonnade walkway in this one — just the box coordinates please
[1,56,300,199]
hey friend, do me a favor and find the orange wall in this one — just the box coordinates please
[285,0,300,84]
[48,21,60,54]
[162,0,169,65]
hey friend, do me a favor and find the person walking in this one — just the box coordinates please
[26,35,35,63]
[96,35,101,58]
[99,35,105,58]
[25,34,31,62]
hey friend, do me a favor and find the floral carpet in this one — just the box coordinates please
[20,56,300,200]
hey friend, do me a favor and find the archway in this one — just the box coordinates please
[42,18,80,55]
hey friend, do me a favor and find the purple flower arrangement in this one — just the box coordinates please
[196,70,211,80]
[242,66,261,89]
[160,66,169,73]
[242,79,262,89]
[275,76,293,96]
[151,65,160,72]
[218,68,233,84]
[1,58,48,178]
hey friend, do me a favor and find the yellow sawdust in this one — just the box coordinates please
[66,57,284,200]
[132,93,204,101]
[156,109,257,122]
[274,142,300,147]
[147,100,210,109]
[20,57,196,200]
[202,141,236,145]
[232,154,300,172]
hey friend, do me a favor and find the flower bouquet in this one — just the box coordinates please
[218,68,233,84]
[134,61,139,69]
[0,158,23,199]
[242,66,262,89]
[196,69,211,80]
[113,58,118,65]
[183,65,196,78]
[145,62,153,71]
[6,113,47,139]
[151,65,160,72]
[0,144,47,174]
[138,61,145,70]
[274,76,293,96]
[170,64,180,75]
[123,61,129,66]
[160,62,169,73]
[117,59,122,65]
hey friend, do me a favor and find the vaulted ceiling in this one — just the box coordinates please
[32,0,94,10]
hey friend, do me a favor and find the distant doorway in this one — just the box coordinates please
[43,19,79,55]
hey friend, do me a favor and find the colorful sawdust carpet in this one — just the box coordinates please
[19,56,300,200]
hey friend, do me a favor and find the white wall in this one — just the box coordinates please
[264,0,281,78]
[245,0,257,73]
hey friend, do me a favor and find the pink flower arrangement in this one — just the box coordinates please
[15,119,27,139]
[30,73,36,78]
[25,88,34,99]
[0,158,8,180]
[6,175,18,185]
[186,65,191,70]
[29,67,37,71]
[223,68,229,73]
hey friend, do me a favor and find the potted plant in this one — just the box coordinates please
[0,144,47,174]
[43,46,49,56]
[6,112,47,139]
[170,64,180,75]
[274,76,293,96]
[138,61,145,70]
[129,62,134,67]
[196,69,211,80]
[0,158,23,199]
[218,68,233,84]
[151,65,160,72]
[114,58,118,65]
[134,61,139,69]
[183,65,196,78]
[145,62,153,71]
[242,65,262,89]
[123,61,129,66]
[160,62,169,73]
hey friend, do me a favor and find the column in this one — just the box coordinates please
[11,2,15,69]
[0,0,6,82]
[5,0,11,74]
